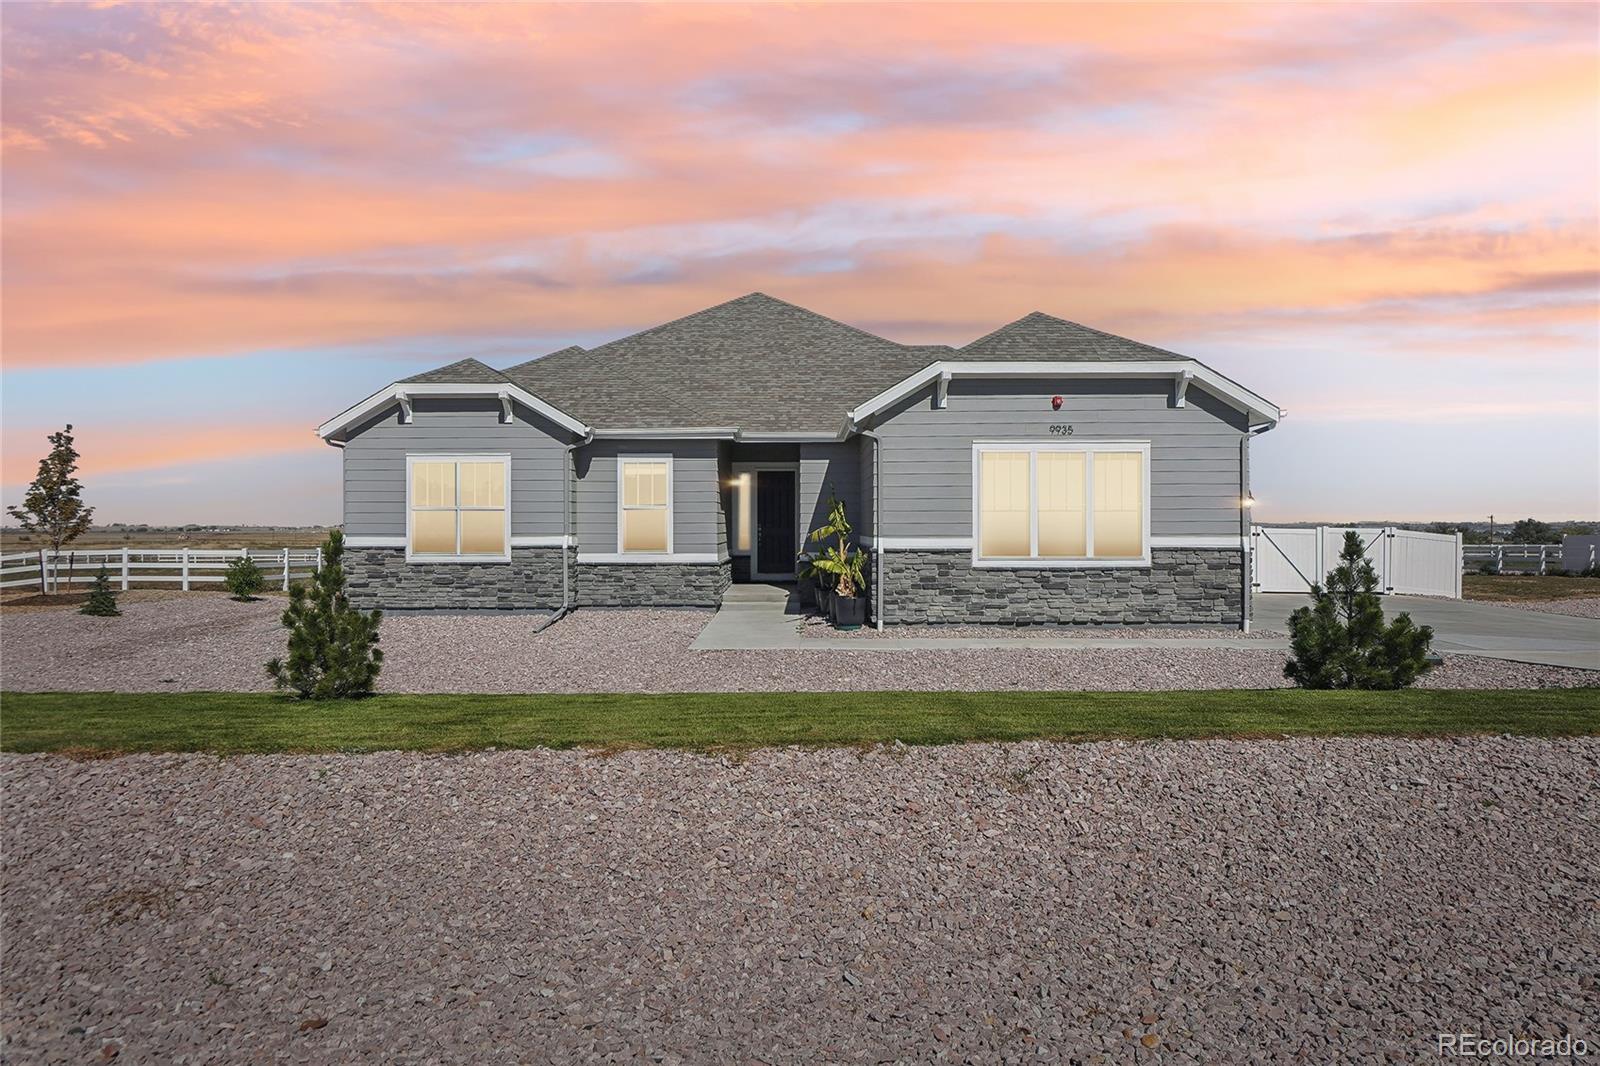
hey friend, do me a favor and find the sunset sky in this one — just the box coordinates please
[3,1,1596,525]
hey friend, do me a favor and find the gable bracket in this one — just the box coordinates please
[497,388,514,424]
[1172,369,1193,409]
[935,371,952,410]
[396,389,414,425]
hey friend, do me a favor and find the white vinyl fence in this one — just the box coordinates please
[1,547,321,594]
[1462,543,1584,575]
[1251,526,1461,599]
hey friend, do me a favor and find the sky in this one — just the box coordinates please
[2,1,1597,526]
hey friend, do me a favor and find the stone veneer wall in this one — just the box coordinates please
[872,548,1244,626]
[346,549,732,610]
[575,562,731,607]
[345,548,565,610]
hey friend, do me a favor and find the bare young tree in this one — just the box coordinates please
[8,425,95,592]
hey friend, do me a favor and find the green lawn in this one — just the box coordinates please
[1,689,1596,755]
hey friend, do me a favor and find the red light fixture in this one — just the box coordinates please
[1051,395,1063,410]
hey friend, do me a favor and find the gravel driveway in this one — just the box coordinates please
[3,737,1595,1062]
[1,594,1592,692]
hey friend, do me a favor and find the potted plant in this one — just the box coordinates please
[807,493,868,629]
[796,551,818,608]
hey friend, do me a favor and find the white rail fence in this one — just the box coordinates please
[1252,526,1462,599]
[1462,543,1589,575]
[1,547,321,594]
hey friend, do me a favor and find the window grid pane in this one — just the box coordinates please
[979,451,1031,558]
[1037,452,1087,558]
[1092,452,1144,558]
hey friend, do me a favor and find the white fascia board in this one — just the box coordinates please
[736,431,846,442]
[847,361,1281,428]
[591,427,739,440]
[318,382,589,440]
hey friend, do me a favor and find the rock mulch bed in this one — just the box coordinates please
[3,736,1595,1062]
[1488,597,1600,620]
[1,596,1592,692]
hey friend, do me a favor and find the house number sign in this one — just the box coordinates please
[1048,424,1075,436]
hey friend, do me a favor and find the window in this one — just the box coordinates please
[619,457,671,553]
[407,456,509,560]
[973,442,1148,566]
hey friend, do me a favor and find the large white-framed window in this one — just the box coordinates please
[971,441,1150,568]
[406,455,512,562]
[617,455,673,554]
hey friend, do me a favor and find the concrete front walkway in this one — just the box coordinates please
[694,585,1600,671]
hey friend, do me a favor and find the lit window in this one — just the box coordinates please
[974,444,1147,565]
[620,458,671,553]
[731,472,752,553]
[408,457,508,559]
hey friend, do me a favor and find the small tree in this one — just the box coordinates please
[79,566,121,617]
[1509,518,1557,544]
[1284,531,1434,689]
[8,425,95,593]
[266,530,382,699]
[224,555,266,601]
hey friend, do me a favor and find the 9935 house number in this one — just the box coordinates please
[1048,424,1074,435]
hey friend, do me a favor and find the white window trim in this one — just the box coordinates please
[616,454,674,556]
[970,440,1152,569]
[405,454,512,564]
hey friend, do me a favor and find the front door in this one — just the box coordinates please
[754,470,798,580]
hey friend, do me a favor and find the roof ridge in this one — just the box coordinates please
[1051,317,1193,362]
[503,344,587,374]
[399,357,511,384]
[586,291,913,356]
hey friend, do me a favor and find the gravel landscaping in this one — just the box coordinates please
[3,736,1595,1062]
[1491,597,1600,620]
[1,594,1593,692]
[796,613,1287,639]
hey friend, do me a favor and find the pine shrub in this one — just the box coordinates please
[1284,531,1435,689]
[265,530,382,699]
[79,566,121,617]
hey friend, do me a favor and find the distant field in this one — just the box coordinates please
[1463,574,1600,602]
[1,529,332,552]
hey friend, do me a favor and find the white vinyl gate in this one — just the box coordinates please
[1251,526,1461,599]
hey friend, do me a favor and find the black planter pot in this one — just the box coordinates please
[832,594,866,630]
[797,574,817,609]
[818,587,834,618]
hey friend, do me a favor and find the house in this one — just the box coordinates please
[318,293,1280,627]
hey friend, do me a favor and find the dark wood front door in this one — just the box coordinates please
[754,470,797,579]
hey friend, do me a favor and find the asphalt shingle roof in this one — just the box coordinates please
[399,296,1200,433]
[959,312,1196,363]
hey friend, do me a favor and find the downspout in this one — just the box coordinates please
[534,430,592,634]
[860,429,884,631]
[1240,423,1271,633]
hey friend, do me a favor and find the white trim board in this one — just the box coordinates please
[577,553,724,565]
[860,534,1246,551]
[846,360,1281,429]
[343,534,572,549]
[319,382,590,439]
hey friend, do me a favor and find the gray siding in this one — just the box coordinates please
[341,398,574,539]
[574,439,724,556]
[799,441,862,541]
[863,378,1248,539]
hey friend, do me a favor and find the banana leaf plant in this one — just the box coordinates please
[806,493,868,598]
